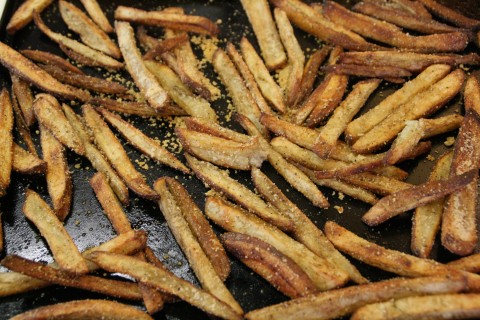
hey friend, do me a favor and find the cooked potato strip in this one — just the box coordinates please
[79,0,114,33]
[205,196,349,291]
[21,49,84,75]
[448,254,480,274]
[323,64,411,79]
[417,0,480,28]
[143,34,189,60]
[373,0,432,18]
[90,98,186,118]
[6,0,53,34]
[0,89,14,198]
[12,143,46,175]
[11,74,35,127]
[183,117,251,143]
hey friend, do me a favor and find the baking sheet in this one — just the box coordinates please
[0,0,479,319]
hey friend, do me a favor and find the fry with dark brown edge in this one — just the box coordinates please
[412,151,453,258]
[82,104,158,201]
[115,21,169,112]
[97,108,190,174]
[186,154,293,231]
[340,172,413,196]
[20,49,84,75]
[10,299,153,320]
[417,0,480,28]
[87,252,242,320]
[183,117,252,143]
[245,275,466,320]
[448,254,480,273]
[351,293,480,320]
[154,178,243,315]
[11,88,37,157]
[143,34,189,60]
[59,0,121,59]
[369,0,432,19]
[0,89,13,198]
[90,98,186,118]
[222,232,318,298]
[23,189,88,275]
[324,221,480,291]
[39,125,72,221]
[80,0,114,33]
[12,143,46,175]
[6,0,54,34]
[11,74,35,127]
[205,196,349,291]
[252,168,368,284]
[114,6,219,35]
[0,42,89,101]
[240,0,287,70]
[1,255,142,301]
[33,12,123,70]
[323,64,411,79]
[165,178,230,282]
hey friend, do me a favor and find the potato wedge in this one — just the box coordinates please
[0,89,14,198]
[12,143,46,175]
[6,0,53,34]
[79,0,114,33]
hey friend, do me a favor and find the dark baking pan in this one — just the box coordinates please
[0,0,479,319]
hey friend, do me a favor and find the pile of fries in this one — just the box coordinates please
[0,0,480,319]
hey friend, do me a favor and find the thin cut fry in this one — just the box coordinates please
[12,143,46,175]
[11,74,35,127]
[20,49,84,75]
[323,64,411,79]
[89,98,186,118]
[0,89,14,198]
[6,0,54,34]
[448,254,480,274]
[79,0,114,33]
[417,0,480,28]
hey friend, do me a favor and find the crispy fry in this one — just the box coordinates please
[87,252,242,320]
[323,64,411,79]
[375,0,432,19]
[23,189,88,275]
[89,98,186,118]
[11,84,37,156]
[417,0,480,28]
[134,251,167,314]
[240,0,287,70]
[20,49,84,74]
[183,117,251,143]
[12,143,46,175]
[448,254,480,274]
[59,0,121,59]
[10,299,153,320]
[412,151,453,258]
[97,108,190,174]
[205,196,349,291]
[222,232,318,298]
[6,0,53,34]
[11,74,35,127]
[351,293,480,320]
[82,104,158,201]
[143,34,189,60]
[245,275,466,320]
[33,13,123,70]
[115,21,169,112]
[186,154,293,231]
[79,0,114,33]
[154,178,243,315]
[0,89,14,198]
[115,6,219,35]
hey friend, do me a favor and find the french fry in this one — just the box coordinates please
[448,254,480,274]
[166,178,231,282]
[10,299,153,320]
[23,189,88,275]
[340,172,413,196]
[144,61,217,122]
[154,178,243,315]
[87,252,242,320]
[372,0,433,19]
[245,275,466,320]
[6,0,54,34]
[97,108,190,174]
[33,94,85,156]
[185,154,293,231]
[221,232,318,298]
[33,12,123,70]
[351,293,480,320]
[82,104,158,201]
[59,0,121,59]
[205,196,349,291]
[1,255,142,301]
[20,49,84,75]
[0,89,14,198]
[143,34,189,60]
[115,21,169,112]
[240,0,287,70]
[351,69,465,154]
[0,42,90,101]
[176,127,267,170]
[240,37,286,113]
[412,151,453,258]
[114,6,219,35]
[183,116,251,143]
[10,83,37,156]
[11,74,35,127]
[313,79,381,158]
[323,64,412,79]
[12,143,46,175]
[89,98,187,118]
[79,0,114,33]
[417,0,480,28]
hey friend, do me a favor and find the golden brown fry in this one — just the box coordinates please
[166,178,231,282]
[12,143,46,175]
[10,84,37,156]
[374,0,432,19]
[79,0,114,33]
[89,98,186,118]
[11,74,35,127]
[323,64,412,79]
[154,178,243,315]
[23,189,88,275]
[33,13,123,70]
[0,89,14,198]
[39,125,72,221]
[59,0,121,59]
[183,117,251,143]
[351,293,480,320]
[186,154,293,231]
[222,232,318,298]
[10,299,153,320]
[448,254,480,274]
[82,104,158,201]
[6,0,53,34]
[143,34,189,60]
[1,255,142,301]
[417,0,480,28]
[205,196,349,291]
[240,37,286,113]
[313,79,381,158]
[0,42,89,101]
[20,49,84,75]
[240,0,287,70]
[115,6,219,35]
[412,151,453,258]
[115,21,169,112]
[87,252,242,320]
[245,275,466,320]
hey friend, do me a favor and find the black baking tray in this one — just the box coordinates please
[0,0,479,319]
